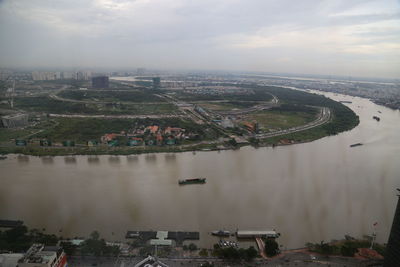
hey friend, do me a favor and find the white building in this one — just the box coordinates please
[17,244,67,267]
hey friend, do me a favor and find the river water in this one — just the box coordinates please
[1,91,399,249]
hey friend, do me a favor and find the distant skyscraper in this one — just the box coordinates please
[137,68,146,76]
[92,76,109,88]
[152,77,161,89]
[384,189,400,267]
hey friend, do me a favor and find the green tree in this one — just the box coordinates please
[199,248,208,257]
[340,245,357,257]
[228,138,237,147]
[244,246,258,261]
[264,238,279,257]
[90,231,100,240]
[188,243,197,251]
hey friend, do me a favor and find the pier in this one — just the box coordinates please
[236,230,280,239]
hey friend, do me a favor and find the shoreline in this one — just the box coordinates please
[0,88,361,157]
[0,133,336,157]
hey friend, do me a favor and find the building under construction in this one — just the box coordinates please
[1,113,29,128]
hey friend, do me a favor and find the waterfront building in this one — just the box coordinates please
[17,244,67,267]
[92,76,109,88]
[384,189,400,266]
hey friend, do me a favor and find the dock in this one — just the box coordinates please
[236,230,280,239]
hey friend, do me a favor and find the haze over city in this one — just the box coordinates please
[0,0,399,78]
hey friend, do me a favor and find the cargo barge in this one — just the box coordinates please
[178,178,206,185]
[350,143,363,147]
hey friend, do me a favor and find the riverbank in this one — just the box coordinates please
[0,122,354,156]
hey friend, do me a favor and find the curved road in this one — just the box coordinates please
[255,107,331,139]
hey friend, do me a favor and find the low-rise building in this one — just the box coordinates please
[17,244,67,267]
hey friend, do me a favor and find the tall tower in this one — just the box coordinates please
[384,189,400,266]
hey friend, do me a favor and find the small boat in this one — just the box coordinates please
[373,116,380,121]
[211,230,230,237]
[178,178,206,185]
[350,143,363,147]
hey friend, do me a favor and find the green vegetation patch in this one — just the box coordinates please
[34,118,134,142]
[176,88,273,102]
[0,120,56,143]
[32,117,221,143]
[256,86,359,135]
[198,101,259,111]
[14,96,178,115]
[58,89,165,102]
[0,128,32,142]
[244,110,317,132]
[306,239,385,257]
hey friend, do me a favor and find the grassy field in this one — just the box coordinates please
[0,128,32,142]
[30,117,222,143]
[243,110,317,131]
[175,89,273,102]
[58,89,165,102]
[198,101,258,111]
[14,96,178,115]
[0,120,56,142]
[33,118,134,142]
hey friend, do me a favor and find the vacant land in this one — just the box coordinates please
[0,120,56,142]
[14,96,178,115]
[58,89,165,103]
[243,110,317,132]
[175,88,273,102]
[198,101,260,111]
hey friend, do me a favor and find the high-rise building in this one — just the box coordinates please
[152,77,161,89]
[32,71,56,81]
[92,76,109,88]
[384,189,400,267]
[137,68,146,76]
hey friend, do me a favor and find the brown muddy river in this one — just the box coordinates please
[1,91,399,249]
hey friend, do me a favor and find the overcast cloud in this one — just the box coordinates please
[0,0,399,78]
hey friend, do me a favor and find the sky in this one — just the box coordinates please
[0,0,399,78]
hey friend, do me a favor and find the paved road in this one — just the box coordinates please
[255,107,331,139]
[49,92,166,105]
[48,114,189,119]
